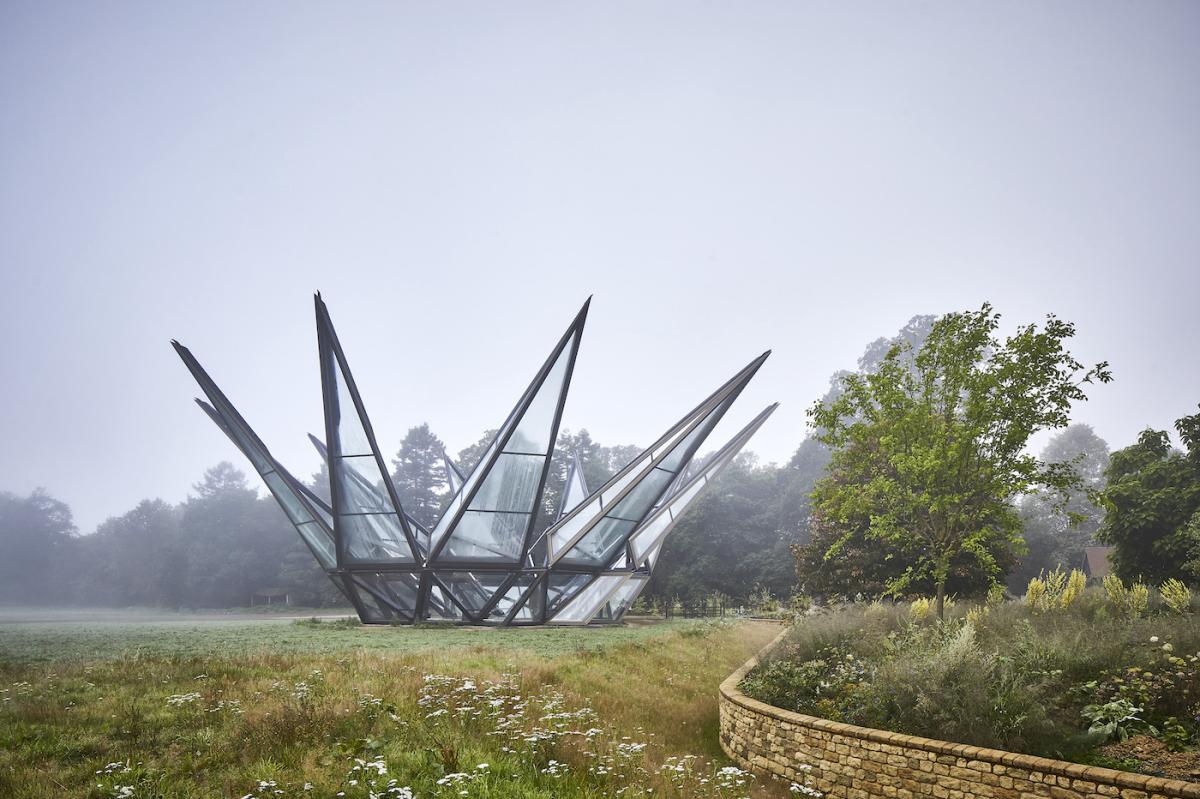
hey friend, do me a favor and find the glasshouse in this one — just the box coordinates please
[173,296,774,625]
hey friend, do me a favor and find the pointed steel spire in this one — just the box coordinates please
[426,298,589,565]
[545,350,769,569]
[443,451,465,495]
[314,294,420,564]
[557,448,589,522]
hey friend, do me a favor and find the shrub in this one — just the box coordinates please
[742,590,1200,767]
[909,597,934,622]
[1103,574,1150,619]
[1025,576,1048,613]
[1159,579,1192,615]
[1026,568,1086,613]
[1081,699,1151,742]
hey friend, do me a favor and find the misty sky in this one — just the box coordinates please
[1,2,1197,533]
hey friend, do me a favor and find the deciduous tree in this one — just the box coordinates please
[806,304,1110,618]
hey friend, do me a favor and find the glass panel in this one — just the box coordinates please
[424,584,464,621]
[262,471,316,525]
[328,348,373,457]
[608,576,648,619]
[349,579,389,622]
[378,573,421,613]
[558,517,637,568]
[599,458,647,509]
[628,512,671,564]
[549,497,599,557]
[295,521,336,568]
[487,574,538,620]
[442,572,508,616]
[503,334,573,455]
[336,456,393,514]
[558,453,589,521]
[340,512,413,562]
[629,476,707,562]
[429,324,579,554]
[551,575,626,624]
[468,453,543,512]
[215,407,273,474]
[656,401,727,473]
[547,573,591,611]
[506,576,546,623]
[606,467,675,521]
[438,511,528,561]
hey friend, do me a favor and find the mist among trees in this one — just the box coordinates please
[2,306,1195,611]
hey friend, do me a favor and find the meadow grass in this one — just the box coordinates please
[0,617,794,799]
[0,614,718,662]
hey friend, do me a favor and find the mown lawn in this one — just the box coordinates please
[0,617,795,799]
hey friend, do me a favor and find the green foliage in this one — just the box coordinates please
[1025,568,1087,614]
[1159,579,1193,615]
[389,423,448,529]
[1102,574,1150,620]
[1081,699,1152,742]
[0,489,76,604]
[649,454,802,603]
[1098,406,1200,584]
[0,620,788,798]
[804,304,1110,615]
[741,592,1200,765]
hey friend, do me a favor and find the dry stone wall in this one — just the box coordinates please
[719,628,1200,799]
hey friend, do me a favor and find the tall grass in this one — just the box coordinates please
[741,588,1200,764]
[0,620,795,798]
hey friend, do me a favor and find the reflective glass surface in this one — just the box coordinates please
[438,511,528,561]
[556,517,637,567]
[504,334,573,455]
[335,456,394,514]
[340,512,414,562]
[328,347,373,457]
[546,573,591,614]
[262,471,316,525]
[295,520,336,568]
[467,453,542,513]
[487,574,538,621]
[442,572,508,616]
[551,575,626,624]
[605,467,674,520]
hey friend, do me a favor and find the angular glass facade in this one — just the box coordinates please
[175,297,775,625]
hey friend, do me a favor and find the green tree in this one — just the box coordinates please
[82,499,184,606]
[649,454,797,603]
[179,463,303,608]
[390,423,448,529]
[0,488,76,604]
[1098,406,1200,583]
[806,304,1111,618]
[539,429,608,529]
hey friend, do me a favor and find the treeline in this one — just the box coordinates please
[2,310,1195,611]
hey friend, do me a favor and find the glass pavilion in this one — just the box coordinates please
[174,297,775,625]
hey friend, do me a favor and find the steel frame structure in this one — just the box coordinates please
[174,296,776,625]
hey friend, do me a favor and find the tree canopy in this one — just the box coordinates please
[1098,406,1200,583]
[803,303,1111,616]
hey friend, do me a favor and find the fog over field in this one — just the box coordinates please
[1,1,1197,534]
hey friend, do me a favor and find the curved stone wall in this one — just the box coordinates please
[719,628,1200,799]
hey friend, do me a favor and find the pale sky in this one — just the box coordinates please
[2,1,1197,533]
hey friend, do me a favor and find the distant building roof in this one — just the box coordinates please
[1082,547,1113,579]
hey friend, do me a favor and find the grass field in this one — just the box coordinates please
[0,614,795,799]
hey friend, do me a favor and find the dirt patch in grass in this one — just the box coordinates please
[1101,736,1200,781]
